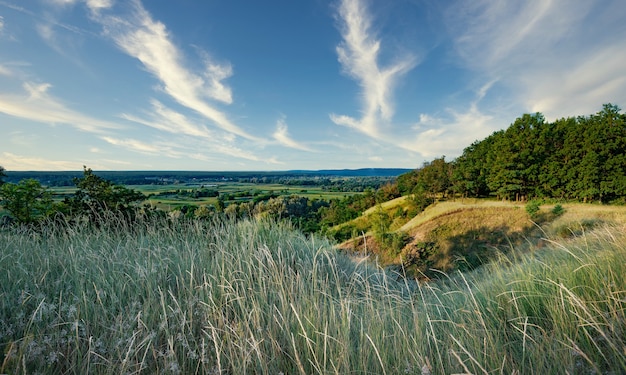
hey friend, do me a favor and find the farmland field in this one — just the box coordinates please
[138,182,363,210]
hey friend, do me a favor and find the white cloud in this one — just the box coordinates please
[92,0,259,141]
[0,64,11,76]
[101,134,264,163]
[121,99,215,139]
[36,22,54,42]
[447,0,626,119]
[331,0,417,138]
[49,0,78,6]
[100,159,132,166]
[523,44,626,118]
[0,81,122,133]
[403,95,496,158]
[85,0,113,11]
[1,152,81,171]
[46,0,112,11]
[101,136,164,155]
[272,117,313,152]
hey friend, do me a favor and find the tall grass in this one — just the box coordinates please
[1,216,625,374]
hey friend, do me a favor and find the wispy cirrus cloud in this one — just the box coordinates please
[330,0,417,138]
[0,81,122,133]
[273,117,314,152]
[121,99,215,139]
[100,136,165,155]
[101,134,263,163]
[120,99,269,162]
[89,0,260,141]
[447,0,626,119]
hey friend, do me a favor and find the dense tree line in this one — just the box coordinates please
[399,104,626,203]
[155,188,220,199]
[1,167,146,225]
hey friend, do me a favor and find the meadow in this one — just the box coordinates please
[2,215,625,374]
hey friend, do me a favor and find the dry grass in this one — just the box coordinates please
[1,216,626,373]
[399,199,525,232]
[341,199,626,278]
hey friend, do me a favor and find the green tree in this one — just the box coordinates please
[0,165,6,185]
[566,104,626,202]
[407,189,434,215]
[371,204,392,243]
[452,133,500,197]
[594,104,626,202]
[376,182,401,202]
[488,113,547,200]
[66,166,145,222]
[396,169,418,195]
[215,196,225,212]
[414,156,452,198]
[0,179,55,224]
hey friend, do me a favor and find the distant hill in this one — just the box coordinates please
[287,168,413,177]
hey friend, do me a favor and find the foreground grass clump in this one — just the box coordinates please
[1,217,626,374]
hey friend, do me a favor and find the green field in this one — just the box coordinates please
[132,183,362,210]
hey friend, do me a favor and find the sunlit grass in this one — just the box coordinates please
[399,199,526,232]
[1,216,625,373]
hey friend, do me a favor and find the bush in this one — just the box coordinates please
[551,204,565,216]
[330,223,358,242]
[525,200,541,218]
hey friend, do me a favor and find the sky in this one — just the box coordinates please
[1,0,625,171]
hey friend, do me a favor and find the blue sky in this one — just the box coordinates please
[1,0,625,171]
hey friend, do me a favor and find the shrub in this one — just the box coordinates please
[551,204,565,216]
[525,200,541,218]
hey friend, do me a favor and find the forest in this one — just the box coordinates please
[398,104,626,203]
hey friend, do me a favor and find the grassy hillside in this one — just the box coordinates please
[337,199,626,277]
[2,216,626,373]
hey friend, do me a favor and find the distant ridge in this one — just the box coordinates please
[286,168,413,177]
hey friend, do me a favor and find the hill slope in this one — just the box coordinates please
[337,199,626,277]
